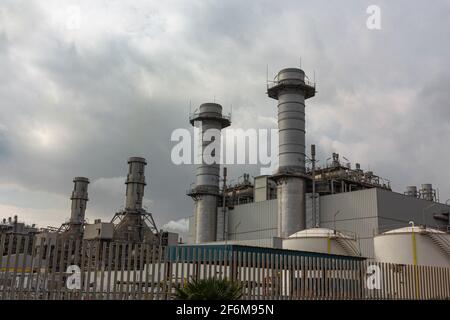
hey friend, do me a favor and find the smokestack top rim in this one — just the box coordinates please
[267,68,315,99]
[189,103,231,128]
[277,68,305,83]
[199,102,222,110]
[278,67,305,75]
[128,157,147,165]
[73,177,90,183]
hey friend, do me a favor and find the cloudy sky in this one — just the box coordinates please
[1,0,449,238]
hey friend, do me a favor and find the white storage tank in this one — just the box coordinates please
[282,227,361,257]
[374,226,450,267]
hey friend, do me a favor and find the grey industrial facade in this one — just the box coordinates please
[187,66,449,261]
[188,188,450,258]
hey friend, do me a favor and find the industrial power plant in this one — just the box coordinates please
[0,67,449,300]
[1,157,179,246]
[187,67,450,268]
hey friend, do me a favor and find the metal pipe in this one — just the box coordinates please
[311,144,317,227]
[333,210,340,234]
[222,167,227,243]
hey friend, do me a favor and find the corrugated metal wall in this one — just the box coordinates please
[226,199,278,243]
[320,189,379,258]
[188,187,449,257]
[320,188,450,259]
[376,189,449,232]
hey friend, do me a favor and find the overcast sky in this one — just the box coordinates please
[1,0,449,238]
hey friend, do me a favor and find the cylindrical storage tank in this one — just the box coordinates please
[420,183,434,201]
[282,228,360,256]
[374,226,450,267]
[125,157,147,211]
[405,186,418,197]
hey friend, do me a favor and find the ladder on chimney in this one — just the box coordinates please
[426,232,450,260]
[334,236,361,256]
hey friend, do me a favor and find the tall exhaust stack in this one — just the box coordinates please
[125,157,147,211]
[267,68,316,238]
[188,103,231,243]
[69,177,89,236]
[112,157,159,243]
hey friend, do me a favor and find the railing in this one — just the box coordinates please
[189,112,232,122]
[267,78,316,91]
[186,185,220,196]
[0,234,449,300]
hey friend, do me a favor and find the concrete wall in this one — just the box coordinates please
[84,222,114,240]
[254,176,269,202]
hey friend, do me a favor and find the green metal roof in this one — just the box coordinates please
[166,244,366,265]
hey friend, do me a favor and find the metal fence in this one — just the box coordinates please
[0,234,449,300]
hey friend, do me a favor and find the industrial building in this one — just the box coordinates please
[1,157,178,247]
[187,67,450,267]
[0,216,39,237]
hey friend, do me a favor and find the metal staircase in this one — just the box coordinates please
[334,236,361,256]
[426,232,450,260]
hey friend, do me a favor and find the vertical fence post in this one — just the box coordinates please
[9,236,22,300]
[18,236,32,300]
[48,237,59,301]
[99,241,106,299]
[143,244,151,299]
[1,235,14,300]
[111,242,119,300]
[261,252,266,300]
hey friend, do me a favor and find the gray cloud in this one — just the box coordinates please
[1,0,450,229]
